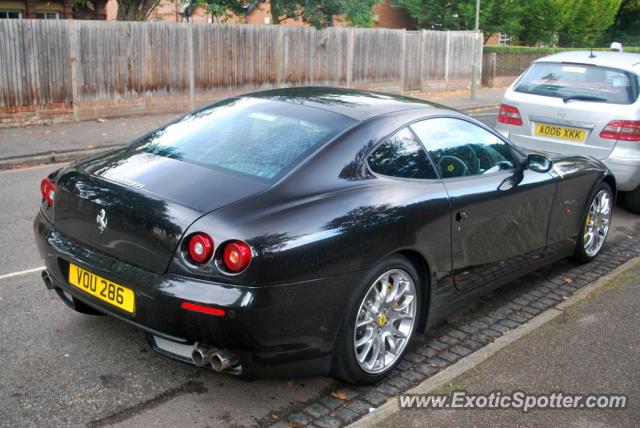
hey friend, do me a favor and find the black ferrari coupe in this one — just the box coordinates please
[34,87,615,384]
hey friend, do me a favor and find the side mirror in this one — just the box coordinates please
[527,154,552,173]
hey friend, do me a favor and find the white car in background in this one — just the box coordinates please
[496,51,640,213]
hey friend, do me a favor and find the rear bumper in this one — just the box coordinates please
[602,147,640,192]
[497,124,640,192]
[34,211,362,377]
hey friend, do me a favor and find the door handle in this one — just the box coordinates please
[456,210,468,222]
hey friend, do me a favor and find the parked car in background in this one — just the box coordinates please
[496,51,640,213]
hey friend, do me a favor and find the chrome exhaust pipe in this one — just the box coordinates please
[191,346,215,367]
[42,270,53,290]
[210,350,239,372]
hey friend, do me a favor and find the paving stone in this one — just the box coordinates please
[346,399,373,416]
[486,310,506,320]
[270,422,291,428]
[450,344,472,356]
[491,323,512,333]
[460,338,482,351]
[400,370,425,383]
[396,359,413,370]
[481,328,501,338]
[404,352,425,363]
[288,412,313,426]
[314,416,342,428]
[416,363,438,377]
[333,387,358,401]
[416,345,437,358]
[506,313,529,324]
[304,403,330,419]
[320,396,345,410]
[458,324,478,335]
[530,301,551,311]
[470,320,489,330]
[521,305,542,315]
[425,356,449,368]
[387,375,411,389]
[426,339,448,351]
[512,297,531,306]
[438,350,461,363]
[499,319,519,329]
[362,389,389,406]
[446,329,468,340]
[439,334,459,345]
[333,408,359,424]
[376,382,400,396]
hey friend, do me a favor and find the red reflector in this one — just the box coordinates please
[223,241,252,272]
[600,120,640,141]
[497,103,523,126]
[181,301,225,316]
[187,233,214,264]
[40,178,55,207]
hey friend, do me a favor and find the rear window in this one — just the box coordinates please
[135,97,355,182]
[514,62,639,105]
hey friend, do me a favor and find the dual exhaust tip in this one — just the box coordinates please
[192,347,239,372]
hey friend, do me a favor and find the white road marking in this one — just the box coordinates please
[0,266,45,280]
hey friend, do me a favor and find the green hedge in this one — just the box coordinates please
[484,45,640,54]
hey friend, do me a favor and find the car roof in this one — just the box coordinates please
[244,86,451,121]
[535,51,640,73]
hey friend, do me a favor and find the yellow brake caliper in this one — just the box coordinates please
[584,212,591,241]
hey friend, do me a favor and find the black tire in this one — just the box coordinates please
[572,182,613,263]
[624,187,640,214]
[331,255,423,385]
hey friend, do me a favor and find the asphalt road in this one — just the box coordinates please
[1,111,639,427]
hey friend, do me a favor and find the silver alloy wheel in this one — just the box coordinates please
[353,269,417,374]
[583,189,612,257]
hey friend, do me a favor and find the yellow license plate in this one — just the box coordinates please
[535,123,586,142]
[68,263,135,313]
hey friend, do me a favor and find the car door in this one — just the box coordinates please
[410,117,557,292]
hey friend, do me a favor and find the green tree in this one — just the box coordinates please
[114,0,163,20]
[195,0,245,22]
[269,0,382,28]
[399,0,521,39]
[604,0,640,45]
[558,0,621,47]
[516,0,566,46]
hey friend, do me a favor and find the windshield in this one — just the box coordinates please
[134,97,355,182]
[514,62,639,105]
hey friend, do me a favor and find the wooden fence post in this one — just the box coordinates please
[346,27,354,87]
[400,29,407,93]
[66,20,79,121]
[444,30,450,85]
[418,30,425,91]
[275,25,282,88]
[488,52,497,87]
[187,24,195,111]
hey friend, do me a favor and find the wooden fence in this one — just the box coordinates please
[0,20,482,126]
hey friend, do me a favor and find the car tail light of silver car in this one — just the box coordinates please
[40,178,55,207]
[187,233,214,264]
[599,120,640,141]
[497,104,523,126]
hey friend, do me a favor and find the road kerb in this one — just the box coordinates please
[348,256,640,428]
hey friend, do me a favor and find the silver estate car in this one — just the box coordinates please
[496,51,640,213]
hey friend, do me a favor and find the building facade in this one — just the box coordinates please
[0,0,107,19]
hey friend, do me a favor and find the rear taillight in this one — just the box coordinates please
[222,241,252,272]
[600,120,640,141]
[497,103,523,126]
[187,233,214,264]
[40,178,55,207]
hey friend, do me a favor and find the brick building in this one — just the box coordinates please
[0,0,107,19]
[104,0,416,29]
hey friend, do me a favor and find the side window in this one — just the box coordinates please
[410,118,516,178]
[367,128,438,179]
